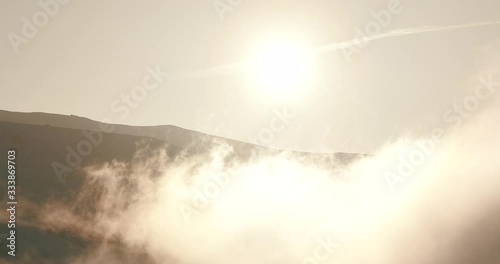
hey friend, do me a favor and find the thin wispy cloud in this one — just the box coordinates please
[171,20,500,80]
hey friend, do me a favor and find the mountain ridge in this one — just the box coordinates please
[0,109,363,156]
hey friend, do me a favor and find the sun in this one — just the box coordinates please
[247,37,313,102]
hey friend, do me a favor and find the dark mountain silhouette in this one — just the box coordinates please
[0,109,363,157]
[0,110,363,263]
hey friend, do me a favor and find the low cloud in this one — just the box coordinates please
[35,99,500,264]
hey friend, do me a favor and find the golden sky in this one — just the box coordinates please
[1,0,499,153]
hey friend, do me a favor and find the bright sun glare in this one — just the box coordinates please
[248,37,313,102]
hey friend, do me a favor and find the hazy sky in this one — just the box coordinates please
[1,0,499,153]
